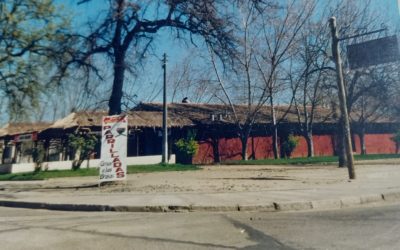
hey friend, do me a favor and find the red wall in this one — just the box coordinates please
[193,133,397,164]
[193,136,275,164]
[290,135,334,158]
[353,134,397,154]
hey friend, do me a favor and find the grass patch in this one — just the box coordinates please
[354,154,400,160]
[223,154,400,166]
[0,163,199,181]
[224,156,338,165]
[0,168,98,181]
[127,163,199,174]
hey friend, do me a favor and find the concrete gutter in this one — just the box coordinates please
[0,163,399,213]
[0,191,399,213]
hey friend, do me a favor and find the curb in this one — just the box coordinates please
[0,191,399,213]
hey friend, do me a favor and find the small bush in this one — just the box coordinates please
[32,144,46,172]
[281,134,299,159]
[68,132,98,170]
[175,130,199,164]
[391,130,400,153]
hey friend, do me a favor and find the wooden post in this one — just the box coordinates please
[329,17,356,179]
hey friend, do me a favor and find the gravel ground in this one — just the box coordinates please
[2,163,397,195]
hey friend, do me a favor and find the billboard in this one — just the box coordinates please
[99,115,128,182]
[347,35,400,69]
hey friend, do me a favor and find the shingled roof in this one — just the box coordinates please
[0,102,395,138]
[48,110,194,130]
[133,102,338,125]
[0,122,52,137]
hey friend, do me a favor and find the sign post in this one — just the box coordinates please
[99,115,128,183]
[347,35,400,69]
[328,17,399,180]
[329,17,356,180]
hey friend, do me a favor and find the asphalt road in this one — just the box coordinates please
[0,203,399,250]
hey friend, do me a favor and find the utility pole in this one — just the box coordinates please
[162,53,168,164]
[329,17,356,179]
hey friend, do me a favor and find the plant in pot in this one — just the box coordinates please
[175,131,199,164]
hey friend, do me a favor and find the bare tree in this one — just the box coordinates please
[208,0,315,160]
[331,0,397,159]
[33,69,110,122]
[287,5,336,158]
[208,0,271,160]
[255,0,316,159]
[66,0,236,115]
[350,65,400,155]
[168,51,218,104]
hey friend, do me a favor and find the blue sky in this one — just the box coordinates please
[53,0,400,106]
[58,0,400,50]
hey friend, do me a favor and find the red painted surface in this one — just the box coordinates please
[193,133,396,164]
[291,136,307,158]
[363,134,396,154]
[353,134,361,154]
[352,134,397,154]
[218,137,243,161]
[313,135,336,156]
[250,137,275,159]
[193,140,214,164]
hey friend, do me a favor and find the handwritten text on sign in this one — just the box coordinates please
[100,115,127,182]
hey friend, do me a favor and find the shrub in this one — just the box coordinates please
[68,132,98,170]
[32,144,46,172]
[281,134,299,159]
[175,130,199,164]
[391,130,400,153]
[391,130,400,144]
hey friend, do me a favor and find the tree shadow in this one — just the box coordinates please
[42,225,237,249]
[226,217,296,250]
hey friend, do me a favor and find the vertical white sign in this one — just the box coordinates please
[100,115,128,182]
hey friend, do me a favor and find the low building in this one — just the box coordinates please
[0,122,53,164]
[133,103,399,163]
[0,103,398,165]
[39,110,194,162]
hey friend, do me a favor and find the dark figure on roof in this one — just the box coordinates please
[182,97,190,103]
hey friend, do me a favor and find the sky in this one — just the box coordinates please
[49,0,400,111]
[54,0,209,105]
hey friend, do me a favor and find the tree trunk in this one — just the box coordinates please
[337,119,347,168]
[109,53,125,115]
[305,131,314,158]
[211,137,220,163]
[272,125,279,159]
[360,128,366,155]
[241,136,248,161]
[251,136,255,160]
[270,101,279,159]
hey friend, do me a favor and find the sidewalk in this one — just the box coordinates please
[0,161,399,212]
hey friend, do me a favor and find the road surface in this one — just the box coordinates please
[0,203,398,249]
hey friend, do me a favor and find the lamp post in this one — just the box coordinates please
[161,53,168,164]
